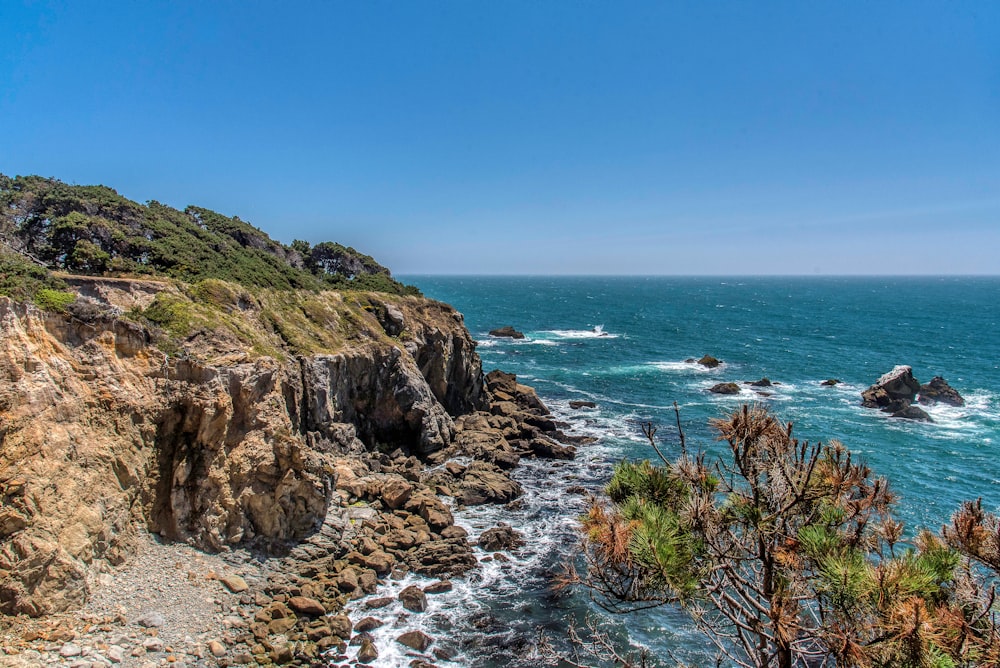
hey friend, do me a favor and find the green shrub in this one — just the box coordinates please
[33,289,76,312]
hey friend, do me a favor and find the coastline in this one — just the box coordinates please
[0,281,595,667]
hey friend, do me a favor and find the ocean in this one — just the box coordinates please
[354,276,1000,666]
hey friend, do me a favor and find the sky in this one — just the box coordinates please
[2,1,998,275]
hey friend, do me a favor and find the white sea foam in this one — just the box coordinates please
[648,360,727,373]
[544,327,620,340]
[344,399,624,667]
[477,334,563,350]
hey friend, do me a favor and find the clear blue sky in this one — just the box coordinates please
[2,1,998,274]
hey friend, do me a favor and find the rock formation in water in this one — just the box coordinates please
[918,376,965,407]
[861,365,932,421]
[488,326,525,339]
[690,355,721,368]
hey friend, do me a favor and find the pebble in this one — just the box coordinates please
[142,637,164,652]
[60,642,83,657]
[220,575,249,593]
[136,611,166,628]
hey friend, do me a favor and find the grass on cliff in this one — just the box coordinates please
[129,278,404,360]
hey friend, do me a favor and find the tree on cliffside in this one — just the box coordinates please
[563,404,1000,668]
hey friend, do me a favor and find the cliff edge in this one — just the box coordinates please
[0,277,485,616]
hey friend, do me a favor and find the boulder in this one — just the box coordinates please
[287,596,326,617]
[405,538,478,577]
[709,382,741,395]
[478,523,526,552]
[750,378,772,387]
[820,379,840,386]
[404,489,454,531]
[397,630,433,652]
[355,617,384,633]
[357,637,378,663]
[697,355,721,368]
[568,400,597,409]
[424,580,453,594]
[488,326,525,339]
[457,462,523,505]
[398,584,427,612]
[380,476,413,510]
[918,376,965,407]
[327,614,353,639]
[528,438,576,460]
[348,550,395,574]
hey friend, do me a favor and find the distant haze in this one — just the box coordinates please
[2,2,997,275]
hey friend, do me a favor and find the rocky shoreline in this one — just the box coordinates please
[0,282,590,667]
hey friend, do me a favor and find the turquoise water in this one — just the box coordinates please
[368,276,1000,666]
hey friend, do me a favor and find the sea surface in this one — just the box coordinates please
[354,276,1000,667]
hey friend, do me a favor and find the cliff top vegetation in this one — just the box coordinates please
[0,174,419,298]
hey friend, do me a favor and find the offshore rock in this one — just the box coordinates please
[861,365,921,411]
[709,382,741,395]
[918,376,965,407]
[488,326,524,339]
[860,365,933,420]
[697,355,721,368]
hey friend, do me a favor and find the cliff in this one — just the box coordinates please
[0,277,487,616]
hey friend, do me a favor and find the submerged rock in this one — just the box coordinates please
[750,377,772,387]
[821,379,841,386]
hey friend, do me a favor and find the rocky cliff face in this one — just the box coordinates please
[0,279,486,616]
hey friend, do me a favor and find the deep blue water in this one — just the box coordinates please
[357,276,1000,666]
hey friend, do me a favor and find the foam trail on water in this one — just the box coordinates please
[544,327,620,340]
